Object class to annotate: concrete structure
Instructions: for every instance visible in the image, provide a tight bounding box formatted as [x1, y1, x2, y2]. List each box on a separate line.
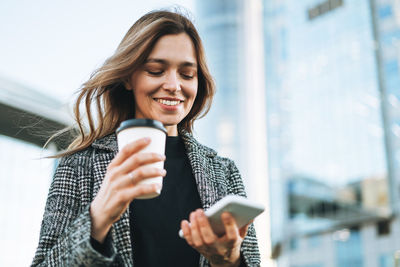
[0, 75, 73, 149]
[0, 76, 72, 266]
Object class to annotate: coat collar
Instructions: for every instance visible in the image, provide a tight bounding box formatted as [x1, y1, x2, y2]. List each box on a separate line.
[91, 127, 217, 158]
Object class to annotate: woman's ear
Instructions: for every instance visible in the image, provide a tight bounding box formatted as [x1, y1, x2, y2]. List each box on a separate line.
[124, 80, 132, 90]
[124, 72, 136, 90]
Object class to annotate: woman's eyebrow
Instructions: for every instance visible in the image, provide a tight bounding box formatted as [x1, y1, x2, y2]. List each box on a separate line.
[145, 58, 197, 68]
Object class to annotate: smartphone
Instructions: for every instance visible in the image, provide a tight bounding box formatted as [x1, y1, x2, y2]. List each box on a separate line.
[179, 195, 265, 238]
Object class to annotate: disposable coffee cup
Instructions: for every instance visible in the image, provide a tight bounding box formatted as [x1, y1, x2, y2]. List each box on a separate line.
[116, 119, 167, 199]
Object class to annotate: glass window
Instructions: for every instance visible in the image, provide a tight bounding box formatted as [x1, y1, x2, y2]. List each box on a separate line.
[335, 229, 363, 267]
[379, 5, 393, 19]
[290, 238, 299, 251]
[376, 220, 391, 236]
[384, 60, 399, 74]
[379, 253, 395, 267]
[308, 235, 321, 248]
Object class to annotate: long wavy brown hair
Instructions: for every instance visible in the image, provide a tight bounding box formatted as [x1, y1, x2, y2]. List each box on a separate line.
[49, 10, 215, 157]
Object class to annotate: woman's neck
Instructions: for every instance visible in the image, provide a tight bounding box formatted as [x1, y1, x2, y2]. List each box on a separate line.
[165, 125, 178, 136]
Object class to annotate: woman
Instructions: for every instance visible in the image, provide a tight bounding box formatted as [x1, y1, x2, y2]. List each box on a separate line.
[32, 10, 260, 267]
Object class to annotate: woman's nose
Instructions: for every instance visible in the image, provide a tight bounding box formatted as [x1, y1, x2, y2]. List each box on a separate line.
[162, 72, 181, 92]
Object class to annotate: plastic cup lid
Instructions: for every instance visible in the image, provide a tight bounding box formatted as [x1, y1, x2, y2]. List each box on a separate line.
[116, 119, 167, 134]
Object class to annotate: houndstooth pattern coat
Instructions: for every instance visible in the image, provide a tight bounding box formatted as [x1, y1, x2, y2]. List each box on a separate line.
[31, 128, 261, 266]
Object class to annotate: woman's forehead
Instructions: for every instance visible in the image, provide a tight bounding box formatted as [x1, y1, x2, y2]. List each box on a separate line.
[147, 33, 197, 65]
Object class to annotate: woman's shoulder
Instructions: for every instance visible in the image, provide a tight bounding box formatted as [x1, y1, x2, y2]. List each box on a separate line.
[180, 130, 236, 166]
[57, 146, 94, 168]
[59, 133, 117, 166]
[179, 129, 217, 156]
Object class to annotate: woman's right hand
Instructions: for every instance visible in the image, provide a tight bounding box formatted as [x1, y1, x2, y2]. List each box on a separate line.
[90, 137, 166, 243]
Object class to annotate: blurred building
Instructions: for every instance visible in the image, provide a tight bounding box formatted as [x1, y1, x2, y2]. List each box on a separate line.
[0, 76, 71, 266]
[373, 0, 400, 214]
[194, 0, 245, 164]
[263, 0, 400, 266]
[195, 0, 400, 266]
[195, 0, 272, 264]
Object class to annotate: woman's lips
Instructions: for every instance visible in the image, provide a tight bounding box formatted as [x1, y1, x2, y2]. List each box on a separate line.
[154, 98, 183, 111]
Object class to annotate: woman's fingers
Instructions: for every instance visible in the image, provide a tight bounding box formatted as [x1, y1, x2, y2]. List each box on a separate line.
[181, 220, 193, 245]
[181, 210, 245, 265]
[119, 166, 166, 188]
[189, 210, 205, 247]
[239, 221, 251, 238]
[221, 212, 240, 243]
[123, 183, 161, 201]
[196, 210, 217, 245]
[119, 152, 165, 174]
[108, 137, 150, 168]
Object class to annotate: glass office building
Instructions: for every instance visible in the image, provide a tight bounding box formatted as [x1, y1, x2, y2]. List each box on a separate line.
[194, 0, 245, 166]
[195, 1, 272, 262]
[373, 0, 400, 213]
[264, 0, 400, 266]
[196, 0, 399, 266]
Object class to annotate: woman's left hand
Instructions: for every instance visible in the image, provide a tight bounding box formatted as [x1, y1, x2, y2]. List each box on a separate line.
[180, 209, 250, 267]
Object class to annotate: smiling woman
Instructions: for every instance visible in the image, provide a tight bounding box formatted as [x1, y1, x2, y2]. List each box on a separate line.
[32, 9, 260, 267]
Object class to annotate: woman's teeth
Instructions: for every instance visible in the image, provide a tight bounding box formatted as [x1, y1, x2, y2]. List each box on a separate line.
[156, 99, 180, 106]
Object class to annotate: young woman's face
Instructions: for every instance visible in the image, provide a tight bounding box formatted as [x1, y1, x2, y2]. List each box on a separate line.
[126, 33, 198, 135]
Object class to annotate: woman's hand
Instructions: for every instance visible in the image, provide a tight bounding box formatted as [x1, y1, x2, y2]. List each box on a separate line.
[180, 209, 250, 267]
[90, 137, 166, 243]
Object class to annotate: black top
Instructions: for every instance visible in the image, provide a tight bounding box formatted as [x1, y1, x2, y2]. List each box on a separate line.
[129, 136, 202, 267]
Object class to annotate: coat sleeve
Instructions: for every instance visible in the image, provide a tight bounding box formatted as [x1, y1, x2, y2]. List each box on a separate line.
[226, 159, 261, 267]
[31, 154, 116, 267]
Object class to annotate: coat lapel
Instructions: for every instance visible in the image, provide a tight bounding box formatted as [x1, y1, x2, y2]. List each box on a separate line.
[180, 129, 224, 267]
[179, 129, 219, 210]
[92, 134, 133, 266]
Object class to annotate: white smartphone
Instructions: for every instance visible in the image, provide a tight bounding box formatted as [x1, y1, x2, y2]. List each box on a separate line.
[179, 195, 265, 238]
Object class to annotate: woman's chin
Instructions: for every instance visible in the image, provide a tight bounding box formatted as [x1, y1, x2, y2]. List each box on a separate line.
[154, 116, 183, 127]
[160, 121, 180, 127]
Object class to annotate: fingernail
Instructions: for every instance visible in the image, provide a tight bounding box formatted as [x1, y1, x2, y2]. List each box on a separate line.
[222, 212, 231, 221]
[143, 137, 151, 143]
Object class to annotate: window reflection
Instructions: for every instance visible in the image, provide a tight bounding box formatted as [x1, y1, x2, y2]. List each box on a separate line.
[264, 0, 400, 266]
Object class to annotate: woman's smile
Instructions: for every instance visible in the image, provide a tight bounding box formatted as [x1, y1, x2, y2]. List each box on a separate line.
[125, 33, 198, 135]
[154, 97, 184, 107]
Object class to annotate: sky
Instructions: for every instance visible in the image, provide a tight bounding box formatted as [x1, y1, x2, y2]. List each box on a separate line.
[0, 0, 194, 104]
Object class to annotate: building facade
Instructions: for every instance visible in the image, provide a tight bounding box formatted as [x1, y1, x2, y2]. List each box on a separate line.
[195, 0, 272, 263]
[263, 0, 400, 266]
[195, 0, 399, 266]
[194, 0, 245, 165]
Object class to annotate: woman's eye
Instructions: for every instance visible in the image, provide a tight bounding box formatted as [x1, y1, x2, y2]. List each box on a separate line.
[181, 72, 196, 79]
[181, 74, 193, 79]
[147, 70, 163, 76]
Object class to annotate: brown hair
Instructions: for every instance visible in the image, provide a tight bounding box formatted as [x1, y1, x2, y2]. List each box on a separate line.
[49, 9, 215, 157]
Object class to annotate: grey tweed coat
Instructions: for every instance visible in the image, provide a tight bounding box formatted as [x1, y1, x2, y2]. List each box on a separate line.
[31, 129, 261, 266]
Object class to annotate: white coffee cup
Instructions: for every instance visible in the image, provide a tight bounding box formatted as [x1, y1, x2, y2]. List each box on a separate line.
[116, 119, 167, 199]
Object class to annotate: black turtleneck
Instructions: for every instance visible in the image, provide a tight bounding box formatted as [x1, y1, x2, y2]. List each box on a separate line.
[129, 136, 202, 267]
